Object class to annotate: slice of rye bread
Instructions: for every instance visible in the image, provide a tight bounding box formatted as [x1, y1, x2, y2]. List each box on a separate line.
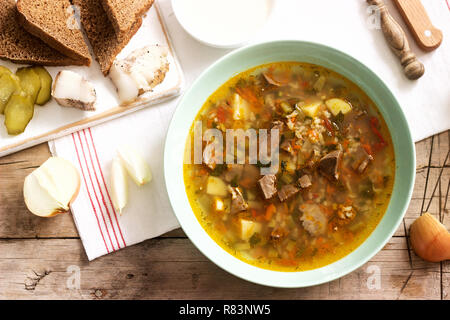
[72, 0, 142, 75]
[101, 0, 154, 35]
[0, 0, 79, 66]
[16, 0, 91, 66]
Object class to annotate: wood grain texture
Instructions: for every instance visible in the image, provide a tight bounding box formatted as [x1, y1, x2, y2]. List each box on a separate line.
[0, 237, 441, 300]
[366, 0, 424, 80]
[0, 144, 78, 238]
[393, 0, 443, 51]
[0, 131, 448, 299]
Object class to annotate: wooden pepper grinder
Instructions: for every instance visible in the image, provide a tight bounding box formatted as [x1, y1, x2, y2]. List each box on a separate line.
[367, 0, 424, 80]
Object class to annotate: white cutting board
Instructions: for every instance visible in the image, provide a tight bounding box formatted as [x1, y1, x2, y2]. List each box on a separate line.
[0, 3, 184, 157]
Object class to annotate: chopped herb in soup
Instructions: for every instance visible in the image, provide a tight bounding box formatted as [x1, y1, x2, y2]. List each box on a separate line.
[184, 62, 395, 271]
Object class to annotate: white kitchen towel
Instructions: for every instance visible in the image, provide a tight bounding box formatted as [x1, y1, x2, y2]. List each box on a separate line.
[50, 0, 450, 260]
[48, 118, 180, 259]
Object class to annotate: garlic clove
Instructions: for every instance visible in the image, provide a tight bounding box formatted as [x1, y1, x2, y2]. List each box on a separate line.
[111, 155, 128, 214]
[410, 212, 450, 262]
[117, 145, 152, 186]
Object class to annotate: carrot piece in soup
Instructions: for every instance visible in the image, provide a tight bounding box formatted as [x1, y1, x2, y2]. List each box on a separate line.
[265, 204, 276, 221]
[370, 117, 387, 151]
[216, 106, 228, 123]
[235, 87, 261, 110]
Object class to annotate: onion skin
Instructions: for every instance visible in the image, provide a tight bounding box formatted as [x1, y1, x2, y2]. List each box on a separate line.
[410, 213, 450, 262]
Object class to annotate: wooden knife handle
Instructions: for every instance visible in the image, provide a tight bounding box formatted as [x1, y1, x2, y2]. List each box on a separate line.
[393, 0, 443, 51]
[367, 0, 424, 80]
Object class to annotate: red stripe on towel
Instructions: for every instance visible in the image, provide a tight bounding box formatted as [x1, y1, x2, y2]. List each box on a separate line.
[76, 131, 116, 252]
[87, 128, 127, 247]
[82, 129, 122, 249]
[72, 133, 110, 253]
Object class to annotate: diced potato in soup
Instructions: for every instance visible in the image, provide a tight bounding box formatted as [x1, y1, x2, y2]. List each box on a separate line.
[240, 219, 262, 240]
[300, 101, 321, 118]
[325, 98, 352, 116]
[206, 176, 228, 197]
[184, 62, 395, 271]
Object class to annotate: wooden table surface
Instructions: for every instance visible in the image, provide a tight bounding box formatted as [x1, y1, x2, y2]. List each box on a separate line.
[0, 131, 448, 300]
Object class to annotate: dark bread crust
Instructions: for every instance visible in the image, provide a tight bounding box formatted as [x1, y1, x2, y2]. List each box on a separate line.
[101, 0, 154, 35]
[73, 0, 142, 75]
[0, 0, 79, 66]
[16, 0, 91, 66]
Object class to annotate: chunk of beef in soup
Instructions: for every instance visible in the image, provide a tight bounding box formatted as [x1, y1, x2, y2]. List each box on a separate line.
[351, 147, 374, 174]
[278, 184, 299, 202]
[318, 150, 342, 181]
[228, 186, 248, 214]
[297, 175, 312, 188]
[258, 174, 277, 199]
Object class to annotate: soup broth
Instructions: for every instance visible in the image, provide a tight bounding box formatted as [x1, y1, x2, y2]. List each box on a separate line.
[184, 62, 395, 271]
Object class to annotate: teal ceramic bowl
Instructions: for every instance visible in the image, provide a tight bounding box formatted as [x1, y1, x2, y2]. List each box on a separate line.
[164, 40, 415, 287]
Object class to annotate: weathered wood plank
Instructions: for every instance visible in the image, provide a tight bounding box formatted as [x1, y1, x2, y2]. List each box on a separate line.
[0, 144, 78, 238]
[0, 130, 447, 299]
[393, 195, 447, 237]
[436, 132, 449, 300]
[443, 260, 449, 300]
[0, 237, 440, 300]
[413, 167, 450, 200]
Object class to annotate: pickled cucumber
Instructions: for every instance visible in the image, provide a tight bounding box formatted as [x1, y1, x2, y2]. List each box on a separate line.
[0, 73, 21, 114]
[16, 67, 41, 104]
[4, 93, 34, 135]
[0, 65, 12, 76]
[32, 66, 52, 105]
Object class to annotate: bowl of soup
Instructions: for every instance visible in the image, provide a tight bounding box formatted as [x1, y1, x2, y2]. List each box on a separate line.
[164, 40, 415, 287]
